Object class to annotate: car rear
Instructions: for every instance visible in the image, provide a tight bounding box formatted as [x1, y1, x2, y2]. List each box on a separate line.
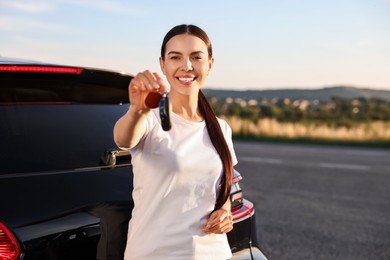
[0, 59, 133, 260]
[0, 58, 265, 259]
[229, 170, 267, 259]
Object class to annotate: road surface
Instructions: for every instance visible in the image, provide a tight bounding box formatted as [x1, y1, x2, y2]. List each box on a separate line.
[233, 141, 390, 260]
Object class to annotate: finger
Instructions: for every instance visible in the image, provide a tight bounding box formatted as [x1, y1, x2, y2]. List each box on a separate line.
[137, 73, 155, 91]
[210, 223, 232, 234]
[143, 70, 160, 90]
[153, 72, 168, 92]
[203, 213, 233, 233]
[130, 75, 147, 92]
[212, 217, 233, 233]
[220, 223, 233, 233]
[203, 220, 233, 234]
[210, 215, 231, 230]
[205, 211, 229, 228]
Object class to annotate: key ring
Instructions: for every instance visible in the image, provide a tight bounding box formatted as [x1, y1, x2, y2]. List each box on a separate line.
[145, 91, 171, 131]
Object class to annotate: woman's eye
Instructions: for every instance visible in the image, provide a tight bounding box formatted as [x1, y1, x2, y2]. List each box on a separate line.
[192, 56, 202, 60]
[170, 56, 180, 60]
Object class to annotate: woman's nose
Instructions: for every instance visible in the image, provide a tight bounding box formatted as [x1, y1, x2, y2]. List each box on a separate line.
[182, 58, 193, 71]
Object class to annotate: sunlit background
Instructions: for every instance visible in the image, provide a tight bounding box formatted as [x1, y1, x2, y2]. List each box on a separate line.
[1, 0, 389, 90]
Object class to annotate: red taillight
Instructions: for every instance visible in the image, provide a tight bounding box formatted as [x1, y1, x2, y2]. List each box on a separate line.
[0, 102, 72, 105]
[231, 170, 244, 211]
[230, 170, 255, 222]
[0, 65, 83, 74]
[231, 199, 255, 221]
[0, 222, 22, 260]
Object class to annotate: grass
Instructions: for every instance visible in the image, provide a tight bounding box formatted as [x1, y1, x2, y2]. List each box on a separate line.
[222, 116, 390, 148]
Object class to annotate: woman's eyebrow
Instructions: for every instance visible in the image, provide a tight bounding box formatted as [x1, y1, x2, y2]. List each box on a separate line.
[167, 51, 205, 56]
[167, 51, 182, 55]
[190, 51, 205, 55]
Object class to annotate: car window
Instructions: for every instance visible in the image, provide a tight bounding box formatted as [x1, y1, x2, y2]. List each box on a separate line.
[0, 73, 130, 175]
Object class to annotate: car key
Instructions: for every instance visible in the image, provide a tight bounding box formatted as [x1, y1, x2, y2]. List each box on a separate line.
[159, 92, 171, 131]
[145, 91, 162, 109]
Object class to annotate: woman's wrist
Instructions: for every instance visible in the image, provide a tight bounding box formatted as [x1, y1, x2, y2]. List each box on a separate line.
[127, 106, 150, 117]
[221, 199, 231, 212]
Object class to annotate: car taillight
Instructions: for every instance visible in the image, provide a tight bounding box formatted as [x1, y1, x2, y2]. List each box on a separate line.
[0, 102, 72, 105]
[0, 65, 83, 74]
[230, 170, 255, 221]
[231, 181, 243, 210]
[231, 170, 244, 211]
[0, 222, 22, 260]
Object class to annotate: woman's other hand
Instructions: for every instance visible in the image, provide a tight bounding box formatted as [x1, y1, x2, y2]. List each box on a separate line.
[202, 209, 233, 234]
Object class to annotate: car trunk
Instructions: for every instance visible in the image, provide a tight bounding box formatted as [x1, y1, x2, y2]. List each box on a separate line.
[0, 68, 134, 260]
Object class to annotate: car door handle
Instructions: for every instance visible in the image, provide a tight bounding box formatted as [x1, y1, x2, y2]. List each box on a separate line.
[101, 149, 131, 166]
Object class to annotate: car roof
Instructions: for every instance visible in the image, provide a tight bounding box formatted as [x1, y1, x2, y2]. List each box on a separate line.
[0, 56, 133, 76]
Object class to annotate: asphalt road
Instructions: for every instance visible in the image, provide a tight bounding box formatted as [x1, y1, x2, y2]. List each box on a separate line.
[233, 141, 390, 260]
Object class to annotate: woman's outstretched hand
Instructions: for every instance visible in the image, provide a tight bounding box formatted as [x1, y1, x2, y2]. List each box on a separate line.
[202, 208, 233, 234]
[128, 70, 167, 111]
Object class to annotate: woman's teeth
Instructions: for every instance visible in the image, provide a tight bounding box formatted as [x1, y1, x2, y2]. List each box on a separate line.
[178, 77, 195, 82]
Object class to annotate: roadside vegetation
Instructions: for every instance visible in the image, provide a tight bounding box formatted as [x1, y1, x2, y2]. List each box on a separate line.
[208, 96, 390, 147]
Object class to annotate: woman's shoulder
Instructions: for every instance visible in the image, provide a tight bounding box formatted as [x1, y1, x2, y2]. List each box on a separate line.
[216, 117, 232, 134]
[216, 116, 227, 125]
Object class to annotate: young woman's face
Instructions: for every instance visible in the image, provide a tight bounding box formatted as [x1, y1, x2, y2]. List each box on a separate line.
[160, 34, 214, 96]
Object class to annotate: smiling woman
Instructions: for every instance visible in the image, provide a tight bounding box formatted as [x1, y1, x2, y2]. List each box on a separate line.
[113, 24, 250, 260]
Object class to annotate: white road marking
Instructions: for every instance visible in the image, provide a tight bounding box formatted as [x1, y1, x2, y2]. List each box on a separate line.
[319, 163, 370, 171]
[238, 156, 371, 171]
[239, 156, 282, 164]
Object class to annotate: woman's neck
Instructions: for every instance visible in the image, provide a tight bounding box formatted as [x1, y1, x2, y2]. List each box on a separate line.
[170, 91, 203, 122]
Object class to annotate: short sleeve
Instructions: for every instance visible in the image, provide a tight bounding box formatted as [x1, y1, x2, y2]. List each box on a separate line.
[130, 108, 157, 153]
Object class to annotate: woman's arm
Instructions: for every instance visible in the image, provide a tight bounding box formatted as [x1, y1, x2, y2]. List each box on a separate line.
[113, 107, 149, 149]
[113, 70, 167, 149]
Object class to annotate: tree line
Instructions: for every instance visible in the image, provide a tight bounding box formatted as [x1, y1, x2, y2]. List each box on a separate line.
[209, 96, 390, 128]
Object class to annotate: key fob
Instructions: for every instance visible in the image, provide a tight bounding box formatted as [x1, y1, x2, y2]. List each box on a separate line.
[159, 92, 171, 131]
[145, 91, 162, 109]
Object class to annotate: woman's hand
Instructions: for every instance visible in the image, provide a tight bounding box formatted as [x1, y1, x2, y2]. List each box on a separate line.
[113, 70, 167, 149]
[202, 208, 233, 234]
[128, 70, 167, 112]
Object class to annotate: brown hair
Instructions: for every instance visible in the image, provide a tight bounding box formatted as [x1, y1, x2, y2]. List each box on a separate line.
[161, 24, 233, 210]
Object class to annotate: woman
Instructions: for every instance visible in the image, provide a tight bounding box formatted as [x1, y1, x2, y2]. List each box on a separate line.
[114, 24, 237, 260]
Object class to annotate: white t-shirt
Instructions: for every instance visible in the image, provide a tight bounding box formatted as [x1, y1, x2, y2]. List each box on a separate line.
[124, 108, 238, 260]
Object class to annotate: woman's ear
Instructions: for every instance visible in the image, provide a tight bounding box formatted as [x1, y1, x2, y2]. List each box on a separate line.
[159, 57, 166, 75]
[208, 57, 214, 75]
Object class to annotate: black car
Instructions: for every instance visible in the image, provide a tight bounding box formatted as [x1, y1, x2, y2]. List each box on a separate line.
[0, 57, 266, 260]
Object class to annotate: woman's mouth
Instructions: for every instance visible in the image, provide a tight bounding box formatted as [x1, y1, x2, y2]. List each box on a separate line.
[177, 76, 196, 84]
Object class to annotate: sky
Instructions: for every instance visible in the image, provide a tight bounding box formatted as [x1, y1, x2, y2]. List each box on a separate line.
[1, 0, 389, 90]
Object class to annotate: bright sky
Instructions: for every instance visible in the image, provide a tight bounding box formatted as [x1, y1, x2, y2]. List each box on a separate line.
[1, 0, 389, 90]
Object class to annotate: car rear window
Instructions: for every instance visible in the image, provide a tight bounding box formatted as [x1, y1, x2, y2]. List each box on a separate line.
[0, 70, 131, 175]
[0, 70, 129, 104]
